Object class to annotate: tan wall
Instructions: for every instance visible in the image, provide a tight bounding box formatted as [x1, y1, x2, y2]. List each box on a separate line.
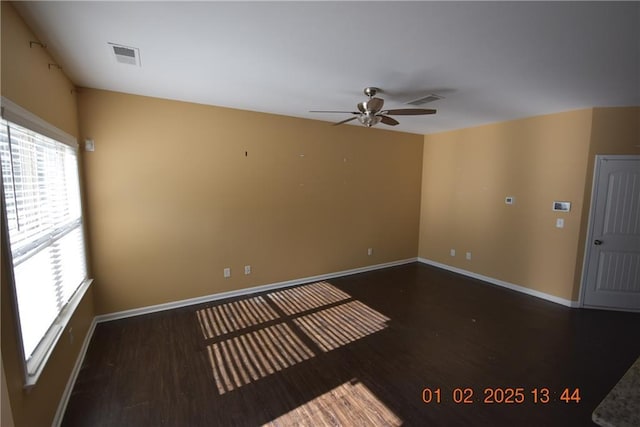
[78, 89, 423, 314]
[572, 106, 640, 299]
[1, 3, 96, 426]
[419, 109, 594, 301]
[0, 2, 77, 137]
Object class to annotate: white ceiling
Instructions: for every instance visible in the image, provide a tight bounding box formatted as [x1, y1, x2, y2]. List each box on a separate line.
[14, 1, 640, 135]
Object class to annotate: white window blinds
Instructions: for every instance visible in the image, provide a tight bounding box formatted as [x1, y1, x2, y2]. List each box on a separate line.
[0, 117, 88, 377]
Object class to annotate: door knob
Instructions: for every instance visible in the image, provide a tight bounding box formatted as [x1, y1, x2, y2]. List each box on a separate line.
[594, 240, 603, 245]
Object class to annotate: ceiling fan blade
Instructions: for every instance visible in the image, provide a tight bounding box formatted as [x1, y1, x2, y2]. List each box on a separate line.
[332, 116, 358, 126]
[365, 97, 384, 113]
[379, 115, 399, 126]
[383, 108, 436, 116]
[310, 110, 359, 114]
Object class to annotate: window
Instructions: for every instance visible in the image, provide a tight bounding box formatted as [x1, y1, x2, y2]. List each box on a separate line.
[0, 98, 90, 386]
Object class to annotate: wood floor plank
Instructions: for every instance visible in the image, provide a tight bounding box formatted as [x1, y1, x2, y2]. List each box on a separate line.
[62, 263, 640, 426]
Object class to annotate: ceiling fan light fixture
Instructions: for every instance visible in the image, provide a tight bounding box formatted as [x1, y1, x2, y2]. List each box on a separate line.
[357, 114, 382, 127]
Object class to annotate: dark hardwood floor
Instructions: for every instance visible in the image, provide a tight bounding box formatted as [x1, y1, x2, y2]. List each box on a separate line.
[63, 263, 640, 426]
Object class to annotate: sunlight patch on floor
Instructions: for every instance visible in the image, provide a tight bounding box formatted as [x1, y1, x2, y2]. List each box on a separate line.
[263, 379, 402, 427]
[196, 296, 278, 339]
[199, 281, 390, 395]
[293, 300, 389, 352]
[269, 281, 351, 315]
[206, 323, 314, 394]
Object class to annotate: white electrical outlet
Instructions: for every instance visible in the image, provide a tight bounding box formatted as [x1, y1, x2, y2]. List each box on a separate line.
[466, 252, 472, 260]
[450, 249, 456, 257]
[244, 265, 251, 275]
[223, 268, 231, 278]
[367, 248, 373, 256]
[556, 218, 565, 228]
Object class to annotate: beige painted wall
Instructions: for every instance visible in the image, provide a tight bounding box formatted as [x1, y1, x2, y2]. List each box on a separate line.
[78, 89, 424, 314]
[0, 3, 77, 136]
[418, 109, 595, 301]
[1, 3, 96, 426]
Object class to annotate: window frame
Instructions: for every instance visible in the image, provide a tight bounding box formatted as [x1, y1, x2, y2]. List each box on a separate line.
[0, 97, 92, 388]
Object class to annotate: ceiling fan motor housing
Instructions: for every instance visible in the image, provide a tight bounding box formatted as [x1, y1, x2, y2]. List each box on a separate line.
[364, 87, 379, 98]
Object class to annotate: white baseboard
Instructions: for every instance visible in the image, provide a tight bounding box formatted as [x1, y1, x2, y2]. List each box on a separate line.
[52, 317, 97, 427]
[95, 258, 418, 323]
[417, 257, 579, 308]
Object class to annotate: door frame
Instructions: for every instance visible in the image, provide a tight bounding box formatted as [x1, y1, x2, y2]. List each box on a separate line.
[579, 154, 640, 310]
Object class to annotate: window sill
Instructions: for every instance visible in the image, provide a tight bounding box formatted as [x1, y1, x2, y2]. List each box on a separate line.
[24, 278, 93, 389]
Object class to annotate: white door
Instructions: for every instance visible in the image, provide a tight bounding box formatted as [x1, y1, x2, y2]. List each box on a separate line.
[582, 155, 640, 311]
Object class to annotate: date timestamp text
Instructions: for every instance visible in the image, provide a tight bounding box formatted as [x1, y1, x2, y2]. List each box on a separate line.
[422, 387, 581, 405]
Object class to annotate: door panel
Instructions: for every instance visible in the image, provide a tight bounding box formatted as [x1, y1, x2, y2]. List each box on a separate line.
[602, 169, 639, 236]
[583, 156, 640, 311]
[595, 252, 640, 292]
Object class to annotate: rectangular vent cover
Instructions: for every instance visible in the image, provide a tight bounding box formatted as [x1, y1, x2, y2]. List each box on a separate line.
[406, 94, 443, 106]
[109, 43, 141, 66]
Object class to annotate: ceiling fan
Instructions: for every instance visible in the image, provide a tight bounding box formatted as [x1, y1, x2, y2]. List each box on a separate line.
[310, 87, 436, 128]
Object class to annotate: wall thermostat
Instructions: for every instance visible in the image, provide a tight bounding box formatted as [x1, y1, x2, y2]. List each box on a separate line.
[553, 201, 571, 212]
[505, 196, 515, 205]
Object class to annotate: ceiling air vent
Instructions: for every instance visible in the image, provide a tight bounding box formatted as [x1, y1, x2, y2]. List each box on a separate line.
[406, 93, 443, 106]
[109, 43, 141, 66]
